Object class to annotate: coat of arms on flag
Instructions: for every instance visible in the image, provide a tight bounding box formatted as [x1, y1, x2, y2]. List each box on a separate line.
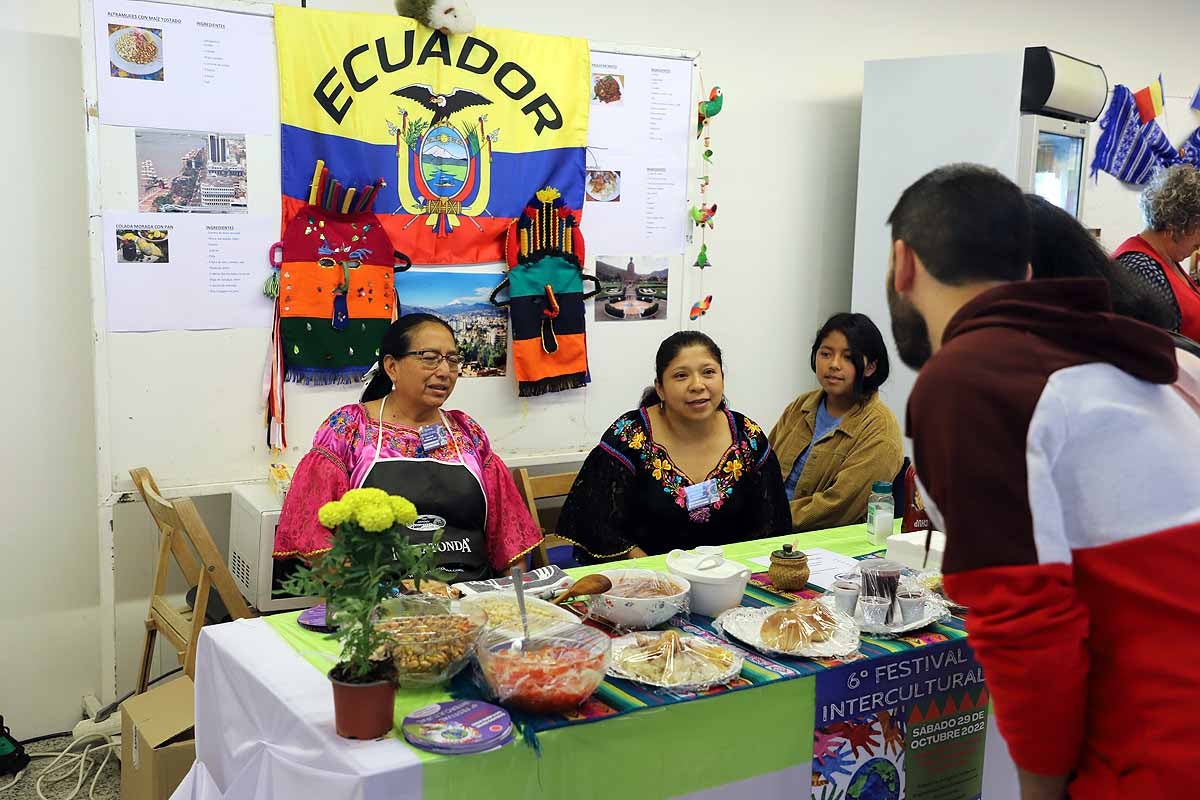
[275, 6, 590, 265]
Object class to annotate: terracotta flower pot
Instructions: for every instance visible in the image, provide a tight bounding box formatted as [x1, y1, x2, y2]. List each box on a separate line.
[328, 669, 395, 739]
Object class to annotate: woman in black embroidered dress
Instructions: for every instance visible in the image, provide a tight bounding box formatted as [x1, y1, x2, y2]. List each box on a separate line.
[558, 332, 791, 562]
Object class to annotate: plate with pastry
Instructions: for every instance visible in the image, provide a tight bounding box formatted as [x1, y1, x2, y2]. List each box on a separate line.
[608, 630, 742, 691]
[714, 599, 859, 659]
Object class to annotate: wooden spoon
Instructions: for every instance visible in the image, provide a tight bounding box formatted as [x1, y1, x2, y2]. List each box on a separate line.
[550, 574, 613, 605]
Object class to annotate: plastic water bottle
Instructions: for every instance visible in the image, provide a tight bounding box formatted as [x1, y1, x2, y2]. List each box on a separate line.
[866, 481, 894, 546]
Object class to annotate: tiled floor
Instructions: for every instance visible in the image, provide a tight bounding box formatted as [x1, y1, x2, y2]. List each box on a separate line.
[1, 734, 121, 800]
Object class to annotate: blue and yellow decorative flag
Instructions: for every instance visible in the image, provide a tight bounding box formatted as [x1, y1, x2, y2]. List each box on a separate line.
[276, 7, 589, 265]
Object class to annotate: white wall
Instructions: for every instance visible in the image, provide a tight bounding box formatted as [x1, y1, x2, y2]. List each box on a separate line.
[0, 0, 98, 738]
[8, 0, 1200, 736]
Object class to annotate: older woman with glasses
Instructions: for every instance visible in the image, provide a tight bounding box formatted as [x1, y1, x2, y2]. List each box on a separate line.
[274, 313, 542, 581]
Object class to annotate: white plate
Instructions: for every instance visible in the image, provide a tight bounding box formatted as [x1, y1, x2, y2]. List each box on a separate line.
[109, 28, 163, 76]
[713, 606, 860, 659]
[458, 592, 581, 636]
[586, 171, 620, 202]
[608, 632, 742, 692]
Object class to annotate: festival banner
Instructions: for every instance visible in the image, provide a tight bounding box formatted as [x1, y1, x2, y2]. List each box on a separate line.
[812, 639, 989, 800]
[275, 6, 589, 265]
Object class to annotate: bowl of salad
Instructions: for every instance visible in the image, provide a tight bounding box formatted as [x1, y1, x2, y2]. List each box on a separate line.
[475, 625, 610, 714]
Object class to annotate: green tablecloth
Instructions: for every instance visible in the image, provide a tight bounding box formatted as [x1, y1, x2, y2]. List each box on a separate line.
[264, 522, 942, 800]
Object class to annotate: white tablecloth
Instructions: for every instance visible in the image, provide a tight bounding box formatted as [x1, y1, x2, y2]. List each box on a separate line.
[171, 617, 1019, 800]
[172, 618, 425, 800]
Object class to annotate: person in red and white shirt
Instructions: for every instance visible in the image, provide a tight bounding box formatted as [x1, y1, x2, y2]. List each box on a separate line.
[885, 163, 1200, 800]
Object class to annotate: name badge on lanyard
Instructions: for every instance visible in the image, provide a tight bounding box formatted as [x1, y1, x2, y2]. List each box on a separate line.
[684, 479, 721, 511]
[419, 424, 451, 453]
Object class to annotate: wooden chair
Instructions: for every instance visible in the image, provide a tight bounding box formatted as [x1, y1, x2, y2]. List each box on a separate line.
[513, 468, 579, 569]
[129, 468, 256, 693]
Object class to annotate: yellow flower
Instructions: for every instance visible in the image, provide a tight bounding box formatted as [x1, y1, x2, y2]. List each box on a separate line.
[388, 496, 418, 526]
[723, 458, 744, 481]
[355, 501, 395, 532]
[652, 457, 673, 480]
[745, 420, 762, 436]
[340, 487, 388, 512]
[629, 430, 646, 450]
[317, 500, 352, 529]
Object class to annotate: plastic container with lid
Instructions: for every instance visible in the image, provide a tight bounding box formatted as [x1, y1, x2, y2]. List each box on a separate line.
[866, 480, 894, 545]
[666, 546, 751, 617]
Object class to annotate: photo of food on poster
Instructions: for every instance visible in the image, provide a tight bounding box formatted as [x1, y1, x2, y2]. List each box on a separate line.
[93, 0, 276, 133]
[103, 212, 274, 331]
[582, 52, 691, 255]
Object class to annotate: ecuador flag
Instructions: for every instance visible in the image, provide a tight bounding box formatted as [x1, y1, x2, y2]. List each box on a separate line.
[275, 7, 589, 265]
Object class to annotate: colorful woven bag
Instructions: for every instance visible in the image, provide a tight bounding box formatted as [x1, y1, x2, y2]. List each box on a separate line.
[265, 162, 411, 447]
[491, 187, 599, 396]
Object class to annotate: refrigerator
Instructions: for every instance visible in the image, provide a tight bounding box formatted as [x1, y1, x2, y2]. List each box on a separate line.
[849, 46, 1108, 423]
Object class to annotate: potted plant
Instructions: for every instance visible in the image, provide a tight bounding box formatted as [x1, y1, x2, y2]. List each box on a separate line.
[281, 487, 435, 739]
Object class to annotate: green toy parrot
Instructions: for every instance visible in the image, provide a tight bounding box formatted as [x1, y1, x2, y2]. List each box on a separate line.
[693, 243, 711, 269]
[697, 86, 723, 138]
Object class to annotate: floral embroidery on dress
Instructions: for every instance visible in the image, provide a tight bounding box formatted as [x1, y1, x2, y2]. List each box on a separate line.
[651, 457, 673, 481]
[604, 410, 762, 526]
[611, 417, 635, 438]
[723, 458, 744, 481]
[326, 409, 354, 434]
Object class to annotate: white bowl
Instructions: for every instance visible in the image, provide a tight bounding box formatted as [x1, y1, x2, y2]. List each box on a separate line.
[666, 547, 750, 617]
[587, 569, 690, 629]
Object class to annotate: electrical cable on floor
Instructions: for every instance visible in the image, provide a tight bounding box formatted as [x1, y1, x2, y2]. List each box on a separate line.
[3, 667, 184, 797]
[0, 734, 119, 800]
[93, 666, 184, 723]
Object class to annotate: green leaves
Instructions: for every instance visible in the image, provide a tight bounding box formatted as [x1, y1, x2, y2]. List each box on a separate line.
[280, 513, 443, 681]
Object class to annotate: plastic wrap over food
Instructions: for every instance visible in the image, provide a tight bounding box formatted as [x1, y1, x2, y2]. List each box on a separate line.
[455, 566, 572, 600]
[859, 559, 905, 624]
[760, 600, 841, 650]
[374, 598, 486, 687]
[609, 630, 742, 691]
[458, 591, 581, 637]
[586, 569, 691, 631]
[714, 599, 860, 659]
[474, 625, 611, 714]
[909, 569, 964, 611]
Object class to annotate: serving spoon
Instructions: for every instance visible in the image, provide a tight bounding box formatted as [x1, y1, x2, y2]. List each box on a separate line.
[550, 574, 613, 605]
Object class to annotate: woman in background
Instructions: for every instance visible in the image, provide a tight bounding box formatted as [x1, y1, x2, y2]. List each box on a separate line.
[1027, 193, 1200, 357]
[558, 331, 790, 561]
[769, 313, 904, 532]
[273, 313, 541, 581]
[1115, 164, 1200, 342]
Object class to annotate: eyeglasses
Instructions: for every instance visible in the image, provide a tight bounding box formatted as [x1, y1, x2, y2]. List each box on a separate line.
[403, 350, 464, 370]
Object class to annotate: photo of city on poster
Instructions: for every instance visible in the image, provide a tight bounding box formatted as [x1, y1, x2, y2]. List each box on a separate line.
[395, 271, 508, 377]
[135, 129, 248, 213]
[594, 255, 670, 322]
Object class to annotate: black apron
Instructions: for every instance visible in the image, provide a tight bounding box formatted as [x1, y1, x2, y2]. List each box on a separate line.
[359, 400, 490, 582]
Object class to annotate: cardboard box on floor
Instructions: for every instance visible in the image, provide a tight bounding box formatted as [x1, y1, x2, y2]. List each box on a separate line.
[120, 676, 195, 800]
